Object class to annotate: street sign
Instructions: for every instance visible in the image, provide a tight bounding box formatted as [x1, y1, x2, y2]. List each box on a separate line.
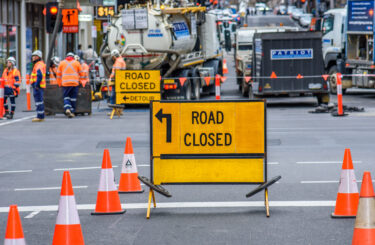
[150, 100, 266, 185]
[95, 6, 115, 19]
[62, 9, 79, 33]
[115, 70, 161, 104]
[78, 14, 93, 22]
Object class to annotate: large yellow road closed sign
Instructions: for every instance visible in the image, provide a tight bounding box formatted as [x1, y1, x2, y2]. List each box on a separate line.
[151, 100, 266, 185]
[115, 70, 161, 104]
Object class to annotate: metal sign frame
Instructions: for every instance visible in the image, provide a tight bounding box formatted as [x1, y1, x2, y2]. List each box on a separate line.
[150, 100, 268, 185]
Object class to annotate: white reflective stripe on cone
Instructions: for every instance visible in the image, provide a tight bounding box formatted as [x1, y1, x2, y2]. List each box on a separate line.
[26, 84, 30, 93]
[56, 196, 81, 225]
[98, 169, 117, 192]
[4, 238, 26, 245]
[121, 154, 138, 174]
[338, 169, 358, 194]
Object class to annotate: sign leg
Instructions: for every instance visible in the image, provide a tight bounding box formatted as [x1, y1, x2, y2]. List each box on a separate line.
[147, 189, 153, 219]
[110, 109, 115, 120]
[265, 188, 270, 217]
[151, 189, 157, 208]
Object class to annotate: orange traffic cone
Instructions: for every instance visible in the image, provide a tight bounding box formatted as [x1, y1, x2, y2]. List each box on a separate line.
[332, 149, 359, 218]
[352, 171, 375, 245]
[223, 59, 228, 74]
[118, 137, 144, 193]
[270, 71, 277, 78]
[92, 149, 125, 215]
[4, 205, 26, 245]
[52, 171, 84, 245]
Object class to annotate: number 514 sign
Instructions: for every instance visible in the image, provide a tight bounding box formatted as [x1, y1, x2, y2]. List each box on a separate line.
[95, 6, 115, 19]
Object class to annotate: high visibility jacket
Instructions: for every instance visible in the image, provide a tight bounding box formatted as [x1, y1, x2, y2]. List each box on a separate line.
[2, 68, 21, 89]
[30, 60, 46, 88]
[56, 59, 82, 87]
[109, 57, 126, 86]
[80, 63, 89, 87]
[49, 67, 58, 85]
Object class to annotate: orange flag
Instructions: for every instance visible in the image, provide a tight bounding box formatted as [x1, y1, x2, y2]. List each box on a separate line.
[179, 77, 187, 87]
[204, 77, 211, 86]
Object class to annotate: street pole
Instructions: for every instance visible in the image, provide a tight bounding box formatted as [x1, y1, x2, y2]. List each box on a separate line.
[46, 0, 65, 82]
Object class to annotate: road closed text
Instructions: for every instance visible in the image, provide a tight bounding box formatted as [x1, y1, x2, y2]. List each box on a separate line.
[184, 111, 232, 147]
[115, 70, 160, 93]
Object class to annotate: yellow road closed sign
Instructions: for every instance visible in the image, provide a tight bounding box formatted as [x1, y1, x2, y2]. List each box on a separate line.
[115, 70, 161, 104]
[151, 100, 266, 185]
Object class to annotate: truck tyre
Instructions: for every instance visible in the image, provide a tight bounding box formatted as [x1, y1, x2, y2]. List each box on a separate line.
[183, 81, 192, 100]
[316, 94, 330, 105]
[241, 79, 249, 97]
[191, 69, 201, 100]
[248, 85, 259, 100]
[328, 66, 338, 94]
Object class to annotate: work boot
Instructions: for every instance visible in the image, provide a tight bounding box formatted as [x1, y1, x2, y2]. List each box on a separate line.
[4, 111, 9, 118]
[6, 113, 13, 120]
[65, 109, 74, 118]
[32, 118, 44, 122]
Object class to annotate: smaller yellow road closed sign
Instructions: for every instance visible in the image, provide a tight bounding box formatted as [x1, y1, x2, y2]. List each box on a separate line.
[115, 70, 161, 104]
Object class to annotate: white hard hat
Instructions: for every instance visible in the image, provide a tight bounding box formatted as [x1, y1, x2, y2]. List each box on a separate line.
[66, 52, 75, 57]
[7, 57, 16, 66]
[51, 56, 60, 66]
[74, 55, 80, 61]
[32, 50, 43, 59]
[111, 49, 120, 57]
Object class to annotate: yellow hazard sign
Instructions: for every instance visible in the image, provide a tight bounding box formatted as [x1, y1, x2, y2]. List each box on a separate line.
[150, 100, 266, 185]
[115, 70, 161, 104]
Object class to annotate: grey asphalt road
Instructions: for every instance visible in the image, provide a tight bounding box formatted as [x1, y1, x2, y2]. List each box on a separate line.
[1, 22, 375, 245]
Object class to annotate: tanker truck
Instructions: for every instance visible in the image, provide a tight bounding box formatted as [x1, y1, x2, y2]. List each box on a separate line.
[101, 4, 223, 103]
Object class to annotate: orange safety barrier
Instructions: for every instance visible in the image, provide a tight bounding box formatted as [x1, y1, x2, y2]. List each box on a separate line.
[223, 59, 228, 74]
[92, 149, 125, 215]
[4, 205, 26, 245]
[352, 171, 375, 245]
[337, 73, 344, 116]
[0, 78, 4, 118]
[118, 137, 144, 193]
[25, 75, 32, 112]
[332, 149, 359, 218]
[52, 171, 84, 245]
[215, 74, 221, 100]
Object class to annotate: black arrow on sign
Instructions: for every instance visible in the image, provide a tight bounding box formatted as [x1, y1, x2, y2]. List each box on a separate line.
[155, 109, 172, 143]
[123, 95, 129, 101]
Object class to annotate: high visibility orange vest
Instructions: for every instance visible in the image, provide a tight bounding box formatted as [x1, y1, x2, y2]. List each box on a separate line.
[30, 61, 46, 88]
[2, 68, 21, 89]
[80, 63, 89, 87]
[49, 67, 58, 85]
[109, 57, 126, 86]
[57, 59, 82, 87]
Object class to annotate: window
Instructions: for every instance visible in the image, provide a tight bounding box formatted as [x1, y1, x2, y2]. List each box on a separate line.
[322, 14, 334, 34]
[238, 44, 252, 50]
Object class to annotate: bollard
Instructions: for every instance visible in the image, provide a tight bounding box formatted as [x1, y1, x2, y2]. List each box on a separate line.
[337, 73, 343, 115]
[0, 78, 4, 118]
[23, 75, 33, 112]
[215, 75, 221, 100]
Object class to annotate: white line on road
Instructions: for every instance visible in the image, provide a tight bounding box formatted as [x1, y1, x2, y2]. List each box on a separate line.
[268, 162, 279, 165]
[296, 161, 362, 164]
[54, 166, 118, 171]
[138, 164, 150, 167]
[0, 201, 336, 213]
[14, 186, 88, 191]
[301, 179, 375, 184]
[0, 170, 32, 174]
[0, 116, 34, 127]
[24, 211, 40, 219]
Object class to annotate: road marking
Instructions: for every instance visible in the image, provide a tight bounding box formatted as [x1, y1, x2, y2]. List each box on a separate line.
[24, 211, 40, 219]
[138, 164, 150, 167]
[301, 179, 375, 184]
[14, 186, 88, 191]
[0, 116, 34, 127]
[54, 166, 118, 171]
[0, 170, 32, 174]
[0, 201, 336, 213]
[268, 162, 279, 165]
[296, 161, 362, 164]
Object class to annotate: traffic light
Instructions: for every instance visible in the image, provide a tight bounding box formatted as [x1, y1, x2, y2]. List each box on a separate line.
[46, 2, 62, 33]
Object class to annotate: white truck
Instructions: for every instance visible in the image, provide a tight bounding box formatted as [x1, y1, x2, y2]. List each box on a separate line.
[101, 5, 223, 100]
[235, 26, 299, 96]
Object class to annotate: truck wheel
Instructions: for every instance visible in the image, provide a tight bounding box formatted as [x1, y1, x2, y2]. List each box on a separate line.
[328, 66, 338, 94]
[316, 94, 330, 105]
[191, 69, 201, 100]
[184, 81, 192, 100]
[248, 85, 259, 100]
[241, 79, 249, 97]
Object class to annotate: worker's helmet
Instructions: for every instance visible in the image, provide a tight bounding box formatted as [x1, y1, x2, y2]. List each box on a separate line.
[6, 57, 16, 66]
[31, 50, 43, 59]
[66, 52, 75, 58]
[51, 56, 60, 66]
[74, 55, 80, 61]
[111, 49, 120, 57]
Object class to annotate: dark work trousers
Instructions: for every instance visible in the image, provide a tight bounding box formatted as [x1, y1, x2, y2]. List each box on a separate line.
[4, 87, 16, 113]
[63, 86, 79, 113]
[110, 86, 116, 105]
[33, 86, 44, 119]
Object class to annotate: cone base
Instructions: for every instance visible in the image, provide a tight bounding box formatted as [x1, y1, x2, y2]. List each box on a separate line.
[91, 210, 126, 215]
[118, 173, 143, 192]
[352, 228, 375, 245]
[332, 192, 359, 217]
[119, 189, 144, 194]
[331, 213, 356, 218]
[331, 112, 348, 117]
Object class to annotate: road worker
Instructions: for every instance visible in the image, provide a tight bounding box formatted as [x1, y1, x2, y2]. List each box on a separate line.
[75, 55, 89, 87]
[1, 57, 21, 119]
[30, 50, 46, 122]
[57, 52, 82, 118]
[109, 49, 126, 105]
[49, 56, 60, 85]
